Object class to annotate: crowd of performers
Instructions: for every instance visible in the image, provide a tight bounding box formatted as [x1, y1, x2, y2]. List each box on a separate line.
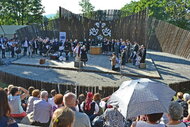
[109, 40, 146, 71]
[0, 35, 146, 70]
[0, 36, 89, 65]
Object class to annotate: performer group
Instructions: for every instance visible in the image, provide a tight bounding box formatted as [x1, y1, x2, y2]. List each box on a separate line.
[0, 35, 146, 71]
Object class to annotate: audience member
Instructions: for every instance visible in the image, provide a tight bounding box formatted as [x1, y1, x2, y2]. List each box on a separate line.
[77, 94, 85, 112]
[81, 92, 99, 121]
[4, 87, 8, 95]
[0, 88, 18, 127]
[8, 84, 14, 95]
[32, 91, 52, 126]
[181, 93, 190, 117]
[176, 92, 189, 117]
[22, 86, 35, 111]
[51, 107, 75, 127]
[176, 92, 184, 103]
[167, 102, 186, 127]
[183, 100, 190, 122]
[93, 93, 104, 115]
[48, 89, 57, 108]
[64, 92, 91, 127]
[8, 86, 29, 122]
[103, 103, 125, 127]
[131, 113, 165, 127]
[28, 86, 35, 96]
[26, 89, 40, 114]
[53, 94, 64, 112]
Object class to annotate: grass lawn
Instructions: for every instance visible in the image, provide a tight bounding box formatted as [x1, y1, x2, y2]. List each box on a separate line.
[0, 81, 8, 88]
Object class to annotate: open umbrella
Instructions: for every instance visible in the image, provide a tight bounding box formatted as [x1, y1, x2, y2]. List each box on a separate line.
[108, 78, 175, 119]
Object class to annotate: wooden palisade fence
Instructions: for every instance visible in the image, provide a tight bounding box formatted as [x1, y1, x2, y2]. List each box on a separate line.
[0, 71, 118, 97]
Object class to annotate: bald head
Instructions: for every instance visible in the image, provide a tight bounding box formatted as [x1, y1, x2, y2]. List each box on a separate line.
[63, 92, 77, 108]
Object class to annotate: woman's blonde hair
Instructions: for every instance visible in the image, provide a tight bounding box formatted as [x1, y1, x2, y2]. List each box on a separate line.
[52, 107, 75, 127]
[32, 89, 40, 97]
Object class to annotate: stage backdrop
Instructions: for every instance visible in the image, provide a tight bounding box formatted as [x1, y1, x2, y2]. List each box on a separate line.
[16, 7, 190, 59]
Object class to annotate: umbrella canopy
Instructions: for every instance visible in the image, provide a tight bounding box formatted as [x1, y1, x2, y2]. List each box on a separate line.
[108, 78, 175, 119]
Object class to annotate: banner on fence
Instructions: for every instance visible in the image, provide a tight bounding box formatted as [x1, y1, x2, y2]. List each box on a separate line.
[59, 32, 66, 42]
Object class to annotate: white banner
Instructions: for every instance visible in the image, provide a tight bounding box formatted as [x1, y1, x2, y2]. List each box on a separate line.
[59, 32, 66, 42]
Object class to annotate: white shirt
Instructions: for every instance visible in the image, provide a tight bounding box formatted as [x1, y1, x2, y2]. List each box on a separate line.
[1, 43, 6, 49]
[33, 99, 52, 123]
[0, 38, 4, 43]
[26, 96, 39, 114]
[23, 40, 29, 47]
[74, 46, 80, 54]
[7, 41, 13, 46]
[8, 95, 25, 114]
[48, 97, 56, 108]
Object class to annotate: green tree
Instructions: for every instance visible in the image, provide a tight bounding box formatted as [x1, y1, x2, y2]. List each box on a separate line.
[121, 0, 190, 30]
[0, 0, 44, 25]
[79, 0, 95, 18]
[121, 1, 139, 17]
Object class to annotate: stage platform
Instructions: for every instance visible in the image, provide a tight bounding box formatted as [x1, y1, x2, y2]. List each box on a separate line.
[0, 50, 190, 93]
[11, 53, 160, 79]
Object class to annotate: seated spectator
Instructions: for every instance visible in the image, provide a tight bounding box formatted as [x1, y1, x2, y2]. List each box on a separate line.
[0, 88, 18, 127]
[103, 103, 125, 127]
[81, 92, 99, 121]
[101, 96, 111, 111]
[175, 92, 189, 118]
[51, 107, 75, 127]
[183, 100, 190, 122]
[77, 94, 85, 112]
[26, 89, 40, 114]
[64, 92, 91, 127]
[8, 86, 29, 122]
[8, 84, 14, 95]
[32, 91, 52, 126]
[4, 87, 8, 95]
[52, 94, 64, 112]
[183, 93, 190, 102]
[131, 113, 165, 127]
[167, 102, 186, 127]
[22, 86, 35, 112]
[48, 89, 57, 108]
[28, 86, 35, 97]
[176, 92, 184, 103]
[93, 93, 104, 115]
[181, 93, 190, 117]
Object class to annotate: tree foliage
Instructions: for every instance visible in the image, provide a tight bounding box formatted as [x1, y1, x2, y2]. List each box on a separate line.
[79, 0, 95, 18]
[0, 0, 44, 25]
[121, 0, 190, 30]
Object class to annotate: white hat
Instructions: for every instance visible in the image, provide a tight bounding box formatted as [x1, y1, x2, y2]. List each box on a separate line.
[183, 93, 190, 101]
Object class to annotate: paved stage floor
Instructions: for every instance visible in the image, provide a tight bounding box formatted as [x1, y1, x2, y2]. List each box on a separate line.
[11, 53, 160, 79]
[0, 50, 190, 87]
